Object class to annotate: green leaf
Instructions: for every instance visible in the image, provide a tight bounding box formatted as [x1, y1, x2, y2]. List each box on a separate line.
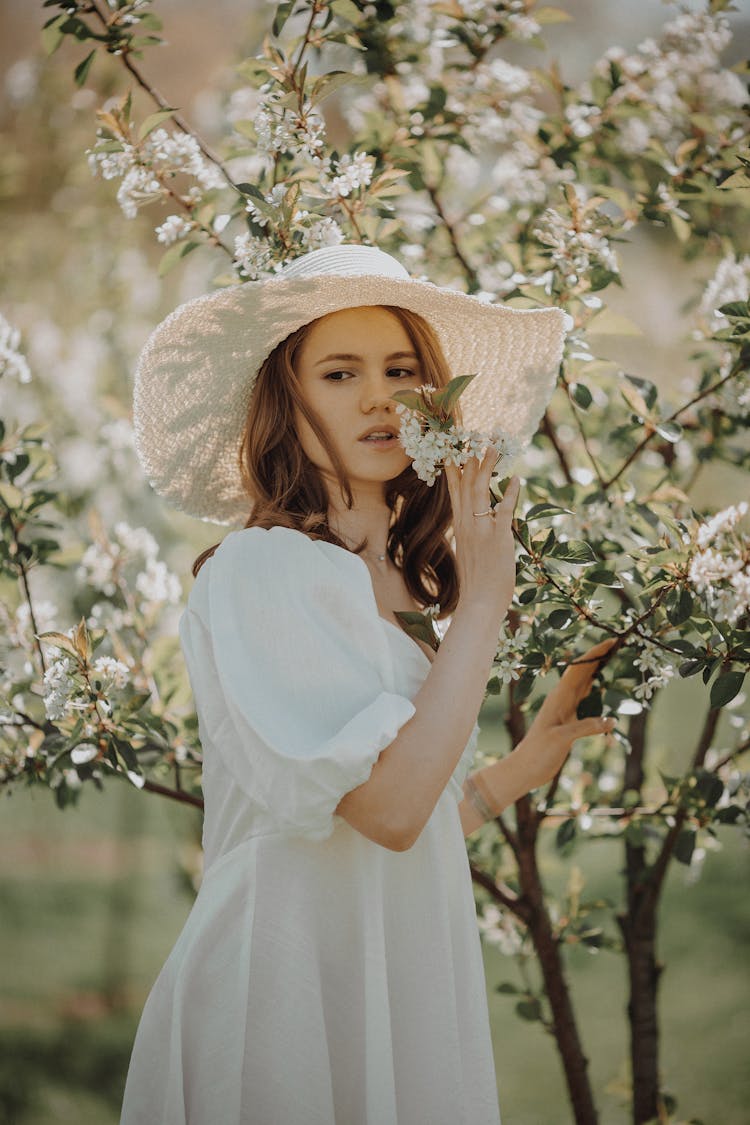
[571, 382, 592, 409]
[548, 608, 574, 629]
[678, 658, 705, 679]
[655, 420, 683, 443]
[583, 568, 623, 587]
[525, 503, 573, 519]
[310, 71, 356, 104]
[430, 373, 476, 415]
[390, 389, 429, 413]
[710, 669, 745, 709]
[74, 49, 96, 87]
[138, 109, 177, 141]
[41, 14, 66, 56]
[547, 540, 597, 564]
[330, 0, 362, 24]
[717, 300, 750, 320]
[666, 586, 693, 626]
[272, 2, 296, 37]
[515, 997, 543, 1021]
[624, 373, 658, 411]
[556, 818, 577, 850]
[673, 828, 696, 865]
[495, 981, 520, 995]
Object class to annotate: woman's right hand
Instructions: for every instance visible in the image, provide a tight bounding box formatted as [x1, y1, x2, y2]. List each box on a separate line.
[443, 449, 521, 621]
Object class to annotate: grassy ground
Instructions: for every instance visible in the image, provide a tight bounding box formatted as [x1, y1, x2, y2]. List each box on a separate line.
[0, 771, 747, 1124]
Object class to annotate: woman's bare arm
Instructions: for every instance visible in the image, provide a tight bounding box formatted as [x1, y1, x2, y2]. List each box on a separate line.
[335, 600, 526, 849]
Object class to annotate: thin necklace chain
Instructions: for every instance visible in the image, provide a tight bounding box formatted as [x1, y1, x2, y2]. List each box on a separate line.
[331, 524, 388, 563]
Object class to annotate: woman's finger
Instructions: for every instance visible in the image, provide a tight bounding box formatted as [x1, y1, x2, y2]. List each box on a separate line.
[564, 638, 617, 682]
[556, 715, 616, 743]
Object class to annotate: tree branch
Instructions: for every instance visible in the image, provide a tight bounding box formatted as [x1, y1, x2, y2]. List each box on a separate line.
[602, 357, 744, 490]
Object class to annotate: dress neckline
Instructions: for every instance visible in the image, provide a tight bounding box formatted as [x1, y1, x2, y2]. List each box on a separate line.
[310, 537, 436, 668]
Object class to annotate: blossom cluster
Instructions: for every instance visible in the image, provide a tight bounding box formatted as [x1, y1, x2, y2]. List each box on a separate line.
[0, 313, 31, 384]
[688, 502, 750, 626]
[319, 151, 375, 199]
[233, 184, 345, 279]
[87, 125, 224, 220]
[42, 650, 131, 723]
[253, 90, 326, 161]
[476, 902, 525, 956]
[77, 520, 181, 616]
[587, 7, 747, 160]
[395, 393, 522, 486]
[533, 187, 622, 290]
[493, 620, 533, 685]
[632, 636, 676, 704]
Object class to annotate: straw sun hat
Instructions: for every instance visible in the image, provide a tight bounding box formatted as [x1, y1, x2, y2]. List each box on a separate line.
[132, 244, 568, 525]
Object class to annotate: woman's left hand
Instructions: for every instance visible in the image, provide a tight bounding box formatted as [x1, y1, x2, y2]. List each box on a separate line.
[513, 638, 618, 793]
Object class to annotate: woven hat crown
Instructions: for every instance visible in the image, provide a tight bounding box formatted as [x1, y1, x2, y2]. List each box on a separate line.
[280, 245, 410, 281]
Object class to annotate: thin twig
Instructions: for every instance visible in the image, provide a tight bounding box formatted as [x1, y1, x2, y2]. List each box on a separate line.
[88, 0, 237, 190]
[142, 779, 204, 810]
[425, 183, 479, 290]
[602, 357, 743, 490]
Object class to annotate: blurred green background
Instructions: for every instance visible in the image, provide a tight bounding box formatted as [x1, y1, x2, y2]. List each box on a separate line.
[1, 1, 748, 1122]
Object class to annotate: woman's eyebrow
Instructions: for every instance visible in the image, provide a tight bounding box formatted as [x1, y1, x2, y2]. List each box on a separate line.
[314, 350, 419, 366]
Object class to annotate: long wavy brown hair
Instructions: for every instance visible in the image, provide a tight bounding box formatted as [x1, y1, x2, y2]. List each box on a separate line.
[191, 305, 462, 618]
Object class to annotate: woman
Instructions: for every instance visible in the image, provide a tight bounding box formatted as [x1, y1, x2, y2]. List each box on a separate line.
[122, 244, 615, 1124]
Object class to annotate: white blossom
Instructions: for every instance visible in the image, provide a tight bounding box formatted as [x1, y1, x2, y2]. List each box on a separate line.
[42, 657, 77, 721]
[493, 622, 531, 684]
[302, 217, 345, 250]
[688, 503, 750, 625]
[0, 314, 32, 384]
[155, 214, 194, 245]
[534, 189, 621, 287]
[87, 125, 224, 220]
[253, 93, 326, 160]
[135, 558, 182, 609]
[233, 232, 273, 280]
[696, 502, 748, 549]
[396, 396, 522, 486]
[477, 903, 525, 956]
[698, 254, 750, 335]
[71, 742, 99, 765]
[92, 656, 131, 691]
[321, 151, 375, 198]
[8, 600, 59, 649]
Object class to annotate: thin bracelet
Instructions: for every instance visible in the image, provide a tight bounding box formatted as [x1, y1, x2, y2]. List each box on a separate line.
[465, 773, 496, 822]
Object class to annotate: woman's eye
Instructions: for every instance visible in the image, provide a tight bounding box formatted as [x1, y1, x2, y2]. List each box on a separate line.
[324, 370, 352, 381]
[388, 368, 418, 379]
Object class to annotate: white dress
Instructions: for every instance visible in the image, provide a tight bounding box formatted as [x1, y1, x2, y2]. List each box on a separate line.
[120, 525, 501, 1125]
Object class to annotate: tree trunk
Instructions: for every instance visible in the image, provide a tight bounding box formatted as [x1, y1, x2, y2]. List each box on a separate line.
[516, 808, 599, 1125]
[618, 896, 662, 1124]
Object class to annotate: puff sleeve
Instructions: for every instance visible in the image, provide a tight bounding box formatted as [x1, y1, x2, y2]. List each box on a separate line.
[181, 526, 418, 842]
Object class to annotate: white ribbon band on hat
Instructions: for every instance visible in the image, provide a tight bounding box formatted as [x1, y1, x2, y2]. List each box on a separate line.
[132, 244, 568, 525]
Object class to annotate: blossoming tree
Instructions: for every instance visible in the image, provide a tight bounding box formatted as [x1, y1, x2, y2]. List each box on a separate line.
[2, 1, 749, 1122]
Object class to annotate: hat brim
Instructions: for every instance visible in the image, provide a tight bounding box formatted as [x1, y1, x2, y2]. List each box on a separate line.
[133, 273, 566, 525]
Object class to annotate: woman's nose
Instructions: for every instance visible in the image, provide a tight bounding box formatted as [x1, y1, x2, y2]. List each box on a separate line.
[360, 377, 397, 413]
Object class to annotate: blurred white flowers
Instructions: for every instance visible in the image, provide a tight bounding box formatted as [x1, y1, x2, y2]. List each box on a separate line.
[477, 902, 525, 956]
[397, 405, 521, 486]
[87, 124, 224, 220]
[155, 214, 195, 245]
[0, 314, 32, 384]
[320, 151, 375, 199]
[77, 520, 181, 612]
[688, 502, 749, 626]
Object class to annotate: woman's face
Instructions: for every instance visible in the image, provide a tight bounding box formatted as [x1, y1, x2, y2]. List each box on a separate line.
[293, 305, 423, 488]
